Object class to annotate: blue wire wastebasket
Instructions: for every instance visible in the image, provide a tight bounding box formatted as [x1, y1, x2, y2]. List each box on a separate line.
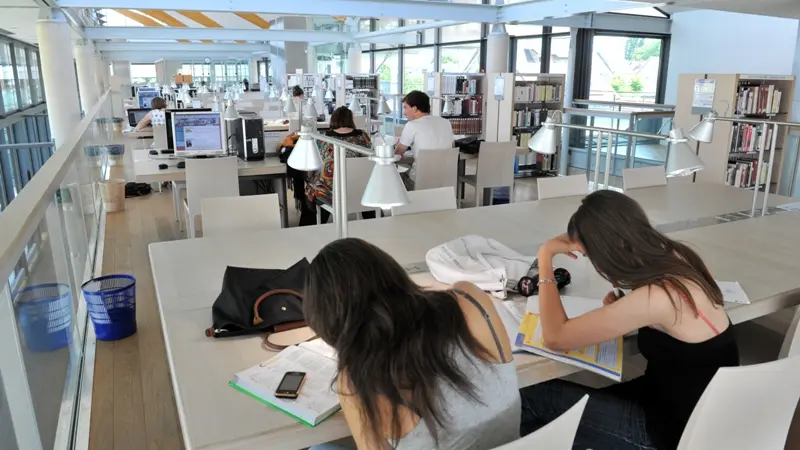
[81, 274, 137, 341]
[15, 283, 73, 352]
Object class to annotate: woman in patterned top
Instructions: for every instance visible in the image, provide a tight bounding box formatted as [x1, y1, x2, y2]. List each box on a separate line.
[299, 106, 375, 226]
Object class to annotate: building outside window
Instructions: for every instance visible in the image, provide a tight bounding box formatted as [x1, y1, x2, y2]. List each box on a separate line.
[1, 44, 18, 112]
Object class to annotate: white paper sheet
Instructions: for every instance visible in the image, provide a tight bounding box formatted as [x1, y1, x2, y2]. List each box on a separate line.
[716, 280, 751, 305]
[526, 295, 604, 318]
[776, 202, 800, 212]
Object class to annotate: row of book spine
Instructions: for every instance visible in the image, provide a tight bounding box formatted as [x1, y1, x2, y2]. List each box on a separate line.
[513, 84, 560, 103]
[735, 84, 782, 115]
[513, 108, 549, 128]
[730, 123, 773, 154]
[726, 159, 768, 189]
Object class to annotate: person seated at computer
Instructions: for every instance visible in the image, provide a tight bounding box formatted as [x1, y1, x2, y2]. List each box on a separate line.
[299, 106, 374, 226]
[394, 90, 454, 190]
[519, 190, 739, 450]
[134, 97, 167, 131]
[243, 79, 250, 92]
[305, 238, 520, 450]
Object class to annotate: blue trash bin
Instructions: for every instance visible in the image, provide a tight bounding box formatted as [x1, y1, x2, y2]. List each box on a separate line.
[81, 274, 137, 341]
[15, 283, 73, 352]
[492, 187, 510, 205]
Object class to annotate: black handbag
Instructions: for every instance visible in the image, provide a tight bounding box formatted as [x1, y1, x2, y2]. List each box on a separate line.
[205, 259, 314, 349]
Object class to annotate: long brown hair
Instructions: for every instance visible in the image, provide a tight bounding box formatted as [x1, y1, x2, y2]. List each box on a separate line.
[567, 190, 723, 314]
[329, 106, 356, 129]
[304, 238, 490, 448]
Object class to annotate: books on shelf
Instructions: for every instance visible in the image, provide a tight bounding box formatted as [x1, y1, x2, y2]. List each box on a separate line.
[726, 159, 768, 189]
[229, 340, 340, 427]
[442, 75, 478, 95]
[513, 108, 548, 128]
[513, 84, 560, 103]
[735, 83, 782, 115]
[730, 123, 772, 154]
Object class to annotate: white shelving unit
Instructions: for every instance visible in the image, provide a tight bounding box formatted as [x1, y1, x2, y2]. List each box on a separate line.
[425, 72, 485, 137]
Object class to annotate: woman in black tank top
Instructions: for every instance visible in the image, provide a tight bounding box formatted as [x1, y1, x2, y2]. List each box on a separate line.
[519, 190, 739, 450]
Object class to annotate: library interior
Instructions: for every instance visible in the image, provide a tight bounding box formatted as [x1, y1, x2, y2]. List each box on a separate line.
[3, 1, 800, 449]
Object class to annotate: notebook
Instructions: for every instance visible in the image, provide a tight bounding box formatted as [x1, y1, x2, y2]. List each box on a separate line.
[229, 339, 340, 427]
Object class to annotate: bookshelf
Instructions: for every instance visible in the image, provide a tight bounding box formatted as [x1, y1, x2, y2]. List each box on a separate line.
[425, 72, 486, 137]
[486, 73, 566, 177]
[284, 72, 325, 118]
[674, 73, 796, 193]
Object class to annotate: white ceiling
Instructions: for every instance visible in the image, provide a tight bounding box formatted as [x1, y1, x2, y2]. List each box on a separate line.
[652, 0, 800, 19]
[0, 0, 41, 45]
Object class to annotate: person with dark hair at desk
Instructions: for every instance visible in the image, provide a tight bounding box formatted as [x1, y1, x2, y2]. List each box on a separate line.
[135, 97, 167, 131]
[243, 79, 250, 92]
[299, 106, 374, 226]
[292, 85, 304, 100]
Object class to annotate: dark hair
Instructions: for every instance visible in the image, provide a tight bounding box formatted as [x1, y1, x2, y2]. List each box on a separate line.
[402, 90, 431, 114]
[567, 190, 723, 315]
[329, 106, 356, 129]
[304, 238, 490, 447]
[150, 97, 167, 110]
[292, 85, 304, 97]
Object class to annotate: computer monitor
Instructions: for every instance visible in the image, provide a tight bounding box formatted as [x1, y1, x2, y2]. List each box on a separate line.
[171, 112, 226, 157]
[137, 87, 159, 108]
[126, 108, 150, 127]
[165, 108, 212, 150]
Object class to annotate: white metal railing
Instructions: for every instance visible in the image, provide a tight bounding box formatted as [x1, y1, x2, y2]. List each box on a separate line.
[0, 90, 114, 450]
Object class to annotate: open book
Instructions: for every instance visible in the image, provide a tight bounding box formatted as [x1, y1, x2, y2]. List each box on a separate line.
[229, 339, 340, 427]
[516, 296, 623, 382]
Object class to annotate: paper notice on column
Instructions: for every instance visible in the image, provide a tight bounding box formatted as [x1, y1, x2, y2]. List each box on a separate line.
[517, 312, 623, 382]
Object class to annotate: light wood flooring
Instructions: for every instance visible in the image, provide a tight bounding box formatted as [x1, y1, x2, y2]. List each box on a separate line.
[88, 168, 800, 449]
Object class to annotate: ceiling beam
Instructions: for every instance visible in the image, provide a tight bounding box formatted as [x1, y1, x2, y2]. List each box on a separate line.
[352, 20, 463, 39]
[56, 0, 497, 22]
[497, 0, 651, 23]
[529, 12, 671, 34]
[96, 42, 271, 52]
[85, 26, 413, 44]
[101, 50, 256, 61]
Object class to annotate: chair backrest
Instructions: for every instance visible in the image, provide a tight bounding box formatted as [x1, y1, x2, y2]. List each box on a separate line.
[414, 148, 459, 191]
[677, 356, 800, 450]
[201, 194, 281, 237]
[622, 165, 668, 190]
[353, 115, 367, 130]
[492, 395, 588, 450]
[393, 125, 404, 138]
[476, 141, 517, 188]
[185, 156, 239, 214]
[537, 174, 588, 200]
[391, 187, 457, 216]
[332, 157, 378, 215]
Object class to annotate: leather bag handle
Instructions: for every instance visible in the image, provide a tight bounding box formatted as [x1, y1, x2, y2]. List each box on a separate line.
[252, 289, 303, 326]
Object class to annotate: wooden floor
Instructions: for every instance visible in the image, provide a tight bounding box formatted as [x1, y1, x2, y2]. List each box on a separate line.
[87, 167, 800, 449]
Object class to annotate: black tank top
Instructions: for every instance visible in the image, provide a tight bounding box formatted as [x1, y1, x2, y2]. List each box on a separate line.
[637, 322, 739, 449]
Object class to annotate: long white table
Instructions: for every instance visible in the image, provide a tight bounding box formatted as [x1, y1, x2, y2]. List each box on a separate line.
[148, 183, 800, 450]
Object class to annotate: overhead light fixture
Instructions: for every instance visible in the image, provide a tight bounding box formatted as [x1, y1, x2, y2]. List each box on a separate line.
[361, 143, 410, 210]
[287, 126, 322, 171]
[377, 95, 391, 115]
[665, 128, 705, 177]
[348, 96, 361, 114]
[528, 116, 559, 155]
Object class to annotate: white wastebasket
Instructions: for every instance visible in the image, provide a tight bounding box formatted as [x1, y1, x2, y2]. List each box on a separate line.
[98, 179, 126, 212]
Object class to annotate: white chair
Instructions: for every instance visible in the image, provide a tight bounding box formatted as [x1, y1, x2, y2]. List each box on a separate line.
[457, 141, 516, 207]
[353, 115, 367, 130]
[537, 174, 589, 200]
[200, 194, 281, 238]
[171, 181, 186, 230]
[319, 157, 379, 224]
[391, 187, 457, 216]
[622, 166, 668, 190]
[677, 356, 800, 450]
[183, 157, 239, 238]
[493, 395, 588, 450]
[413, 148, 459, 192]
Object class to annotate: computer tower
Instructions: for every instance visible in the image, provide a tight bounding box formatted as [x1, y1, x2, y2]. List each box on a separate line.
[230, 113, 267, 160]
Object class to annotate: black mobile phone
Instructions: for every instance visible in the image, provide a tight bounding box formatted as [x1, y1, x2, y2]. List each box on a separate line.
[275, 371, 307, 399]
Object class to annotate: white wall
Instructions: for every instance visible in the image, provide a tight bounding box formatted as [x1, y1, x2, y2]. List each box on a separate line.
[664, 10, 799, 104]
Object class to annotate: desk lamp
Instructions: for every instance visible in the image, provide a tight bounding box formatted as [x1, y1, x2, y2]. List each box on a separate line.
[287, 99, 323, 171]
[348, 96, 362, 115]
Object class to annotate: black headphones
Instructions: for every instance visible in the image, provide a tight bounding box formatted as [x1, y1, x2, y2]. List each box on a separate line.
[516, 268, 571, 297]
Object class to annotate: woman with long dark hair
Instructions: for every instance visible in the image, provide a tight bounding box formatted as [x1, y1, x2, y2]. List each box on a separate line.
[305, 238, 520, 450]
[520, 190, 739, 450]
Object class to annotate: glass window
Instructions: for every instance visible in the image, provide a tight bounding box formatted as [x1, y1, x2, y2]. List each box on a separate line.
[552, 26, 570, 34]
[439, 43, 480, 73]
[359, 19, 371, 32]
[549, 35, 572, 75]
[1, 44, 18, 112]
[30, 51, 42, 103]
[361, 52, 372, 74]
[441, 23, 482, 43]
[506, 24, 543, 37]
[403, 47, 434, 94]
[376, 19, 399, 49]
[130, 63, 156, 84]
[514, 37, 542, 73]
[589, 35, 663, 103]
[406, 19, 436, 45]
[374, 50, 400, 94]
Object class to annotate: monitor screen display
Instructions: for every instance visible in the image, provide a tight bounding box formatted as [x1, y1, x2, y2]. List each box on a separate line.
[138, 88, 159, 108]
[127, 108, 150, 127]
[165, 108, 211, 150]
[172, 113, 223, 154]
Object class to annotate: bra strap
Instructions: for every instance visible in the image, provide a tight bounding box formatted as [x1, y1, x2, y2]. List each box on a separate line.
[452, 289, 509, 363]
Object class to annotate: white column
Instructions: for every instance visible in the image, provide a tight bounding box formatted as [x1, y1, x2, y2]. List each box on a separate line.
[486, 24, 510, 74]
[559, 28, 579, 175]
[346, 43, 361, 74]
[786, 24, 800, 197]
[37, 9, 81, 146]
[74, 41, 99, 113]
[95, 55, 109, 93]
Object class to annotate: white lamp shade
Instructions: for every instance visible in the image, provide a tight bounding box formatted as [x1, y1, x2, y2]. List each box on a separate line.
[324, 89, 334, 101]
[377, 96, 392, 115]
[287, 137, 322, 171]
[442, 99, 454, 115]
[280, 90, 288, 102]
[361, 163, 410, 209]
[528, 119, 558, 154]
[666, 129, 705, 177]
[348, 97, 361, 113]
[283, 98, 296, 114]
[224, 103, 240, 121]
[303, 100, 318, 118]
[688, 117, 715, 143]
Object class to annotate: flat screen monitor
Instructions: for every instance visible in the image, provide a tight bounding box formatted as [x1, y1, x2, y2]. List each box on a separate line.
[171, 112, 225, 157]
[137, 88, 159, 108]
[165, 108, 212, 150]
[126, 108, 150, 127]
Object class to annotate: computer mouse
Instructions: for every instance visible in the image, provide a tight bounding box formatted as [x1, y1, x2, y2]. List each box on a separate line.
[177, 161, 186, 169]
[149, 149, 158, 155]
[158, 163, 168, 170]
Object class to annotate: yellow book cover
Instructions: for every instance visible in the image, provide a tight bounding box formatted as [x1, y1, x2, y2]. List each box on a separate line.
[518, 312, 623, 382]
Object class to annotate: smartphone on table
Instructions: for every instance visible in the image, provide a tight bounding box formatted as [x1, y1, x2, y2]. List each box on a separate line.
[275, 371, 307, 399]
